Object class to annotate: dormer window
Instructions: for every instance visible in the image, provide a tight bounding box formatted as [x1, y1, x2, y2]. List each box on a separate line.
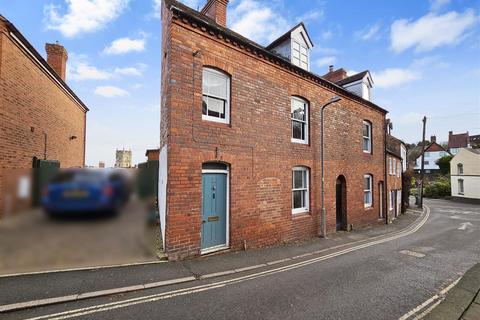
[266, 22, 314, 72]
[292, 40, 309, 70]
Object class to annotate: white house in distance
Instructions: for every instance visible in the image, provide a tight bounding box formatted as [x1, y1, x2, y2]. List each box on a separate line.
[450, 148, 480, 202]
[414, 136, 450, 174]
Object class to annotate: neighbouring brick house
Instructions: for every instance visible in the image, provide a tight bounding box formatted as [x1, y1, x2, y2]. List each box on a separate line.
[386, 135, 404, 220]
[160, 0, 388, 260]
[0, 16, 88, 217]
[448, 131, 470, 155]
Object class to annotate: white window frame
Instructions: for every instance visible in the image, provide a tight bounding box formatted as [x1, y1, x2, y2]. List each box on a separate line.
[291, 40, 309, 71]
[389, 191, 394, 210]
[458, 179, 464, 194]
[389, 158, 393, 175]
[291, 97, 309, 144]
[292, 167, 309, 214]
[363, 121, 372, 153]
[364, 174, 373, 208]
[458, 163, 463, 175]
[393, 158, 397, 176]
[202, 68, 230, 124]
[397, 161, 401, 177]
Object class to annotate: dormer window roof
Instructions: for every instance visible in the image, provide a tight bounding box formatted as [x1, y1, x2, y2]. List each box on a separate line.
[266, 22, 314, 71]
[322, 67, 374, 101]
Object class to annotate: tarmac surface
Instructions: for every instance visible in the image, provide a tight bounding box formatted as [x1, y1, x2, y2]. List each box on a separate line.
[1, 198, 479, 319]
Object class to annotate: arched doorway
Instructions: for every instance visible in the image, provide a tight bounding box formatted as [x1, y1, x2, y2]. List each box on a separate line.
[336, 175, 347, 231]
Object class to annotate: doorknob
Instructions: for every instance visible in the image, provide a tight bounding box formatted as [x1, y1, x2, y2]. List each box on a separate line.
[202, 220, 206, 224]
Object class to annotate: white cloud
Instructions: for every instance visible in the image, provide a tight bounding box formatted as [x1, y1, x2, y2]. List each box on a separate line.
[355, 23, 381, 41]
[429, 0, 450, 12]
[297, 10, 324, 23]
[44, 0, 129, 37]
[67, 54, 112, 81]
[315, 56, 337, 68]
[372, 68, 421, 89]
[321, 30, 333, 40]
[228, 0, 289, 44]
[103, 37, 146, 55]
[152, 0, 161, 18]
[94, 85, 129, 97]
[114, 67, 142, 76]
[390, 10, 478, 53]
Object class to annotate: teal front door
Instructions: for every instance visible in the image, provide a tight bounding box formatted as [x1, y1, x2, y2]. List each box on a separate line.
[201, 173, 227, 250]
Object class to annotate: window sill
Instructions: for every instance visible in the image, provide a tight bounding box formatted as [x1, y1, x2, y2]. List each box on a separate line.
[364, 205, 373, 210]
[291, 139, 309, 145]
[292, 211, 311, 219]
[202, 115, 230, 124]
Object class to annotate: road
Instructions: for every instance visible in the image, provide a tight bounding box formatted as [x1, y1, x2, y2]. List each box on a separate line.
[5, 199, 480, 320]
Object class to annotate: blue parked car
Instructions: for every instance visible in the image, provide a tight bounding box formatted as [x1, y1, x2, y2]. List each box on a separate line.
[42, 169, 130, 217]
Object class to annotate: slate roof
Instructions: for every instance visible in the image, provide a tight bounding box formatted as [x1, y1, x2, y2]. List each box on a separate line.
[336, 70, 370, 86]
[265, 22, 314, 50]
[448, 132, 469, 149]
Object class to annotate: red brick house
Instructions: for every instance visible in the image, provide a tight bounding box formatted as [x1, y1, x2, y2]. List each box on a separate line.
[386, 135, 404, 221]
[159, 0, 388, 260]
[448, 131, 470, 155]
[0, 16, 88, 217]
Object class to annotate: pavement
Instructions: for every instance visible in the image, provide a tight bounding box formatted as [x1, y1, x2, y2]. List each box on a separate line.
[1, 198, 479, 319]
[424, 263, 480, 320]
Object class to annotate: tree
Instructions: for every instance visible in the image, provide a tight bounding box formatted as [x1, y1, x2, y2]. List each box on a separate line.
[436, 155, 453, 175]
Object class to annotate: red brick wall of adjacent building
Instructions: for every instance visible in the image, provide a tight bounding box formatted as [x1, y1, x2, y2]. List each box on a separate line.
[161, 3, 386, 260]
[0, 23, 87, 217]
[386, 154, 402, 220]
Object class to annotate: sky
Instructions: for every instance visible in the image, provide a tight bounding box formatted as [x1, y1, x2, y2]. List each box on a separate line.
[0, 0, 479, 166]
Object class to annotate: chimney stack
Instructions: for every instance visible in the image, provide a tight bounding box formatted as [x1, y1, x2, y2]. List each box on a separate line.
[449, 131, 453, 136]
[322, 66, 348, 83]
[201, 0, 229, 27]
[45, 42, 68, 81]
[431, 135, 436, 143]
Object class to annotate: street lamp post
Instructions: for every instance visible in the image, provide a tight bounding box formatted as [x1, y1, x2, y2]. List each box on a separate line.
[320, 96, 342, 238]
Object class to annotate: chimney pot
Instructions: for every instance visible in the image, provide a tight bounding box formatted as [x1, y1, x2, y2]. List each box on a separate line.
[431, 135, 436, 143]
[329, 65, 334, 72]
[201, 0, 229, 27]
[45, 43, 68, 81]
[449, 131, 453, 136]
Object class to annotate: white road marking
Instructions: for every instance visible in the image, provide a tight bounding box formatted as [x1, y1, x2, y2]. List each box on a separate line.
[21, 206, 431, 320]
[399, 250, 426, 258]
[457, 222, 473, 230]
[398, 276, 461, 320]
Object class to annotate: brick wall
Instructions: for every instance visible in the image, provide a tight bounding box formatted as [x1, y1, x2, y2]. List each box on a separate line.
[0, 24, 86, 217]
[162, 6, 386, 260]
[387, 154, 402, 219]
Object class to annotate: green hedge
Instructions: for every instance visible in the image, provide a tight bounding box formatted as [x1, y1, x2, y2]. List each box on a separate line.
[424, 176, 451, 198]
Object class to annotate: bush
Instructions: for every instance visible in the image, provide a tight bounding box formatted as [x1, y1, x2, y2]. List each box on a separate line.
[436, 156, 453, 175]
[423, 176, 451, 198]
